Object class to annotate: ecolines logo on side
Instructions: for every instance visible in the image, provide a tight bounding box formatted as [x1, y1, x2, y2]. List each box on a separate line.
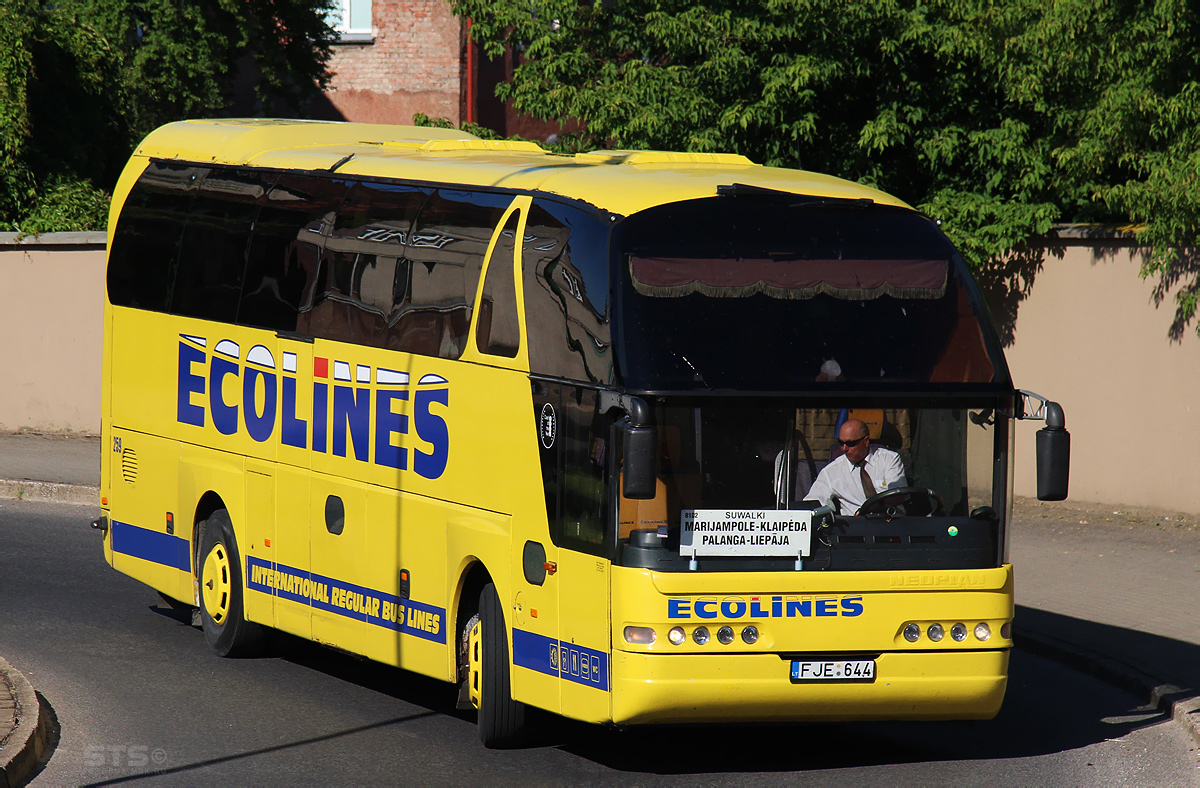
[667, 595, 865, 620]
[176, 334, 449, 478]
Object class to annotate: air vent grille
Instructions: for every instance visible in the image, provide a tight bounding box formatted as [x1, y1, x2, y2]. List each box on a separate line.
[121, 448, 138, 484]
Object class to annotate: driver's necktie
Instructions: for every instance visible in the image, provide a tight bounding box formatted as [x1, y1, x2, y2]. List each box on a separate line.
[859, 463, 877, 498]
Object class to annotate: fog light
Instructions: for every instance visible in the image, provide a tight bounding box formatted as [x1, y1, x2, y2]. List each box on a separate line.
[903, 623, 921, 642]
[1000, 622, 1012, 639]
[693, 626, 711, 645]
[974, 622, 991, 641]
[623, 626, 656, 645]
[927, 623, 945, 642]
[950, 622, 968, 641]
[668, 626, 686, 645]
[741, 625, 759, 644]
[717, 626, 735, 645]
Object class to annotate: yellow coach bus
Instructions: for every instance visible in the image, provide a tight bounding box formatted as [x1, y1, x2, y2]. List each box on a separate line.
[94, 119, 1070, 747]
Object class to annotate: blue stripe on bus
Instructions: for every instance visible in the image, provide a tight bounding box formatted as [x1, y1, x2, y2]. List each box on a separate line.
[245, 556, 446, 644]
[512, 628, 609, 691]
[110, 520, 191, 572]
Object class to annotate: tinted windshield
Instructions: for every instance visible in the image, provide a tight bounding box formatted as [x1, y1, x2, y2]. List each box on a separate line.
[613, 197, 1008, 392]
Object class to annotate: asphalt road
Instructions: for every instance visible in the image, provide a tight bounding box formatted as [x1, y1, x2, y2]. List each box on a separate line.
[3, 500, 1197, 786]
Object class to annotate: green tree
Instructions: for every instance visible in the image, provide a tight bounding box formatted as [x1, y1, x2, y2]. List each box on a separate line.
[0, 0, 336, 235]
[451, 0, 1200, 337]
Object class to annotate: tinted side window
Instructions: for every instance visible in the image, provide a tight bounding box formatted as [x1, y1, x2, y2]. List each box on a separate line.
[476, 209, 521, 358]
[533, 381, 612, 558]
[107, 162, 205, 311]
[170, 168, 273, 323]
[298, 180, 423, 345]
[240, 174, 349, 332]
[390, 190, 511, 359]
[524, 200, 612, 383]
[559, 386, 610, 556]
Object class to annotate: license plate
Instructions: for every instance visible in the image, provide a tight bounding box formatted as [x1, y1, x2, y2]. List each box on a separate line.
[791, 659, 875, 682]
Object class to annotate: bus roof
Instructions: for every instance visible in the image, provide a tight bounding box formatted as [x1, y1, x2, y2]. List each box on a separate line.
[133, 118, 910, 217]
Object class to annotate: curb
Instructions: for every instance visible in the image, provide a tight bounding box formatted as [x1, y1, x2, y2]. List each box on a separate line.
[0, 480, 97, 507]
[0, 657, 46, 788]
[1019, 629, 1200, 747]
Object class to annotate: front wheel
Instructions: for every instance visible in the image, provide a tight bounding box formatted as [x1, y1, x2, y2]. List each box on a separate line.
[198, 509, 265, 657]
[474, 583, 526, 748]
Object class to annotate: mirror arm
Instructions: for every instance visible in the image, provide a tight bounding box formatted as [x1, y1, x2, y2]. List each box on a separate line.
[600, 392, 658, 500]
[600, 391, 651, 427]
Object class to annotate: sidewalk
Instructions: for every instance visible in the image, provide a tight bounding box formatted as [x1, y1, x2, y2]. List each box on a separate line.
[0, 433, 100, 507]
[1009, 497, 1200, 746]
[0, 432, 1197, 783]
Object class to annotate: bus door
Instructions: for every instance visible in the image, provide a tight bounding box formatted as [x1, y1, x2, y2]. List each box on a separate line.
[474, 202, 563, 713]
[306, 338, 374, 652]
[309, 472, 370, 652]
[242, 458, 276, 628]
[528, 383, 611, 721]
[269, 335, 314, 639]
[238, 335, 314, 639]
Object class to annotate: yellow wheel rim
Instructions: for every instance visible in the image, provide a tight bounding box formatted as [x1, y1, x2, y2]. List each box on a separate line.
[201, 543, 231, 625]
[468, 619, 482, 710]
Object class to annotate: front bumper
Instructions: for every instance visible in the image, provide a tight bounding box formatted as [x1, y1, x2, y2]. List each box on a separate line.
[610, 648, 1009, 725]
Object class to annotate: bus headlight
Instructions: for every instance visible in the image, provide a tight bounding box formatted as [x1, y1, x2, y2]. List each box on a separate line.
[716, 626, 735, 645]
[693, 626, 711, 645]
[950, 623, 968, 642]
[623, 626, 656, 645]
[927, 623, 945, 642]
[974, 623, 991, 641]
[903, 623, 921, 642]
[741, 625, 759, 644]
[668, 626, 686, 645]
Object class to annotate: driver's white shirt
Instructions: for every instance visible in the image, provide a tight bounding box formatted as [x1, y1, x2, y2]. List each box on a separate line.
[805, 446, 906, 515]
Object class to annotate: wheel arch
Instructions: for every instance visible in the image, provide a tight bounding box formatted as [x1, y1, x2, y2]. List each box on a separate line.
[191, 490, 228, 577]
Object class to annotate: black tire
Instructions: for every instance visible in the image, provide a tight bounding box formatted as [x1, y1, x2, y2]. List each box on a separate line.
[198, 509, 265, 657]
[478, 582, 525, 748]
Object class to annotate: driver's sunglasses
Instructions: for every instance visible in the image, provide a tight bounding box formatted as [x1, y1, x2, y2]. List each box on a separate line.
[837, 435, 869, 448]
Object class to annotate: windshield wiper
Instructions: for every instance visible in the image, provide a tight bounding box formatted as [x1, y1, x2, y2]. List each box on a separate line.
[679, 354, 707, 386]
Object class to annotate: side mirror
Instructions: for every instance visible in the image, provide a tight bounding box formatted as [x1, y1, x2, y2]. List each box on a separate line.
[622, 423, 658, 499]
[1035, 401, 1070, 501]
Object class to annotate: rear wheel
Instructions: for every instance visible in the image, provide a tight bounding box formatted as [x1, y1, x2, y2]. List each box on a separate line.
[198, 509, 265, 657]
[475, 583, 525, 748]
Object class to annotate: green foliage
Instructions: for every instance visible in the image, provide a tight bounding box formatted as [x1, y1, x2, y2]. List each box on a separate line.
[0, 0, 337, 235]
[453, 0, 1200, 336]
[18, 177, 112, 236]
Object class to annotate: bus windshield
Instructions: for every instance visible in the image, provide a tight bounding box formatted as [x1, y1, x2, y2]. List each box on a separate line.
[616, 399, 1009, 573]
[614, 197, 1007, 391]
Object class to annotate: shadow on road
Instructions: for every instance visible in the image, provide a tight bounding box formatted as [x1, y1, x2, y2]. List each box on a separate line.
[1015, 603, 1198, 708]
[202, 604, 1200, 776]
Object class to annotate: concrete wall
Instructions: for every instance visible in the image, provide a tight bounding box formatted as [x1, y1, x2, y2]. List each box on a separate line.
[2, 233, 1196, 514]
[0, 234, 106, 435]
[1003, 240, 1200, 514]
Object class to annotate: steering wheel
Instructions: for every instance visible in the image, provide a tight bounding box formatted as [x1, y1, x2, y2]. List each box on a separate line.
[857, 486, 944, 518]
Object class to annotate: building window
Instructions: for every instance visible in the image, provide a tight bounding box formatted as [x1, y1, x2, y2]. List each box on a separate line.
[327, 0, 373, 43]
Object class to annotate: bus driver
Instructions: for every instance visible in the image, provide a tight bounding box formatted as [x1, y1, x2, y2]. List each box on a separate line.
[805, 419, 905, 514]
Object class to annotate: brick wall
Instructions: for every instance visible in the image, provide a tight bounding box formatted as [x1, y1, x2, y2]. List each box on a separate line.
[324, 0, 462, 125]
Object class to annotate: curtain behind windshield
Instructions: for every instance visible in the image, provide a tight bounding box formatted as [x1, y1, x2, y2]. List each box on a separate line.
[614, 198, 1006, 391]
